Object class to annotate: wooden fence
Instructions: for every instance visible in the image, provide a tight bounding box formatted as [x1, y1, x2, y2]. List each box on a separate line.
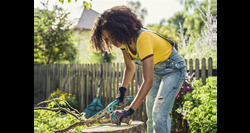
[34, 57, 216, 132]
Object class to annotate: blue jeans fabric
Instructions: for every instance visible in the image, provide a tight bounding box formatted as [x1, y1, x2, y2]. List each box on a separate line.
[145, 48, 186, 133]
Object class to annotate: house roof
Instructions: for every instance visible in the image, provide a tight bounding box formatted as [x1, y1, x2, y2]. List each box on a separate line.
[76, 6, 99, 30]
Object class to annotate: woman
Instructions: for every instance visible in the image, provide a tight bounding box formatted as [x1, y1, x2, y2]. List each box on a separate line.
[90, 5, 186, 133]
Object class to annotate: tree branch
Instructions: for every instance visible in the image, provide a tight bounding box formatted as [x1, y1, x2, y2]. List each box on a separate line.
[34, 98, 112, 132]
[35, 98, 81, 115]
[34, 107, 82, 121]
[54, 117, 111, 133]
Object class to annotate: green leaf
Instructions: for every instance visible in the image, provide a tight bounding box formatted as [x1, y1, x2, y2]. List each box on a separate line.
[83, 1, 92, 10]
[59, 101, 66, 106]
[59, 0, 64, 4]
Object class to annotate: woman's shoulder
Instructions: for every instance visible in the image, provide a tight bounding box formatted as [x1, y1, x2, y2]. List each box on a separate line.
[137, 30, 153, 41]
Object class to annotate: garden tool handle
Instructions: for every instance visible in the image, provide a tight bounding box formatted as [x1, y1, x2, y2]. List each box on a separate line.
[96, 52, 107, 98]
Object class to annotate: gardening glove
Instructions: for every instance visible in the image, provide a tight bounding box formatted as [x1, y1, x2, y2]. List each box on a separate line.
[110, 106, 135, 125]
[115, 86, 127, 106]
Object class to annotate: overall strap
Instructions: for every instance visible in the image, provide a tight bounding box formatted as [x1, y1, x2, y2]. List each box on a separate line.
[136, 28, 176, 47]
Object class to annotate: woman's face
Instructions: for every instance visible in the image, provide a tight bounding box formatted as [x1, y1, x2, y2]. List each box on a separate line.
[102, 29, 122, 48]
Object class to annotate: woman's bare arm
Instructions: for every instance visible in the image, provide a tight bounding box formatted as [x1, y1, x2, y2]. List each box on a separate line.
[129, 56, 154, 110]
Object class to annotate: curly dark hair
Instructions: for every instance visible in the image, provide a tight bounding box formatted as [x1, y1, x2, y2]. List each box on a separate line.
[90, 5, 143, 53]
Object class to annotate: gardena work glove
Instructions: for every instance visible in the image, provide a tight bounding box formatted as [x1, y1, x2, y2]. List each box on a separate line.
[110, 106, 135, 125]
[116, 86, 127, 106]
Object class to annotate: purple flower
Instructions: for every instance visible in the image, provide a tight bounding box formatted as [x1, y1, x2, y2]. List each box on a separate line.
[182, 83, 185, 87]
[184, 87, 190, 92]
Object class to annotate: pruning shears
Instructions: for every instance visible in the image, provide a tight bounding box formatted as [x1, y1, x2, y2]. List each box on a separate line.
[85, 96, 133, 124]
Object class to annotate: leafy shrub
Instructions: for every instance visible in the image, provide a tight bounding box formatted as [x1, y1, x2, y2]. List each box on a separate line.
[172, 72, 194, 132]
[181, 77, 217, 133]
[47, 88, 78, 109]
[34, 2, 77, 65]
[34, 100, 85, 132]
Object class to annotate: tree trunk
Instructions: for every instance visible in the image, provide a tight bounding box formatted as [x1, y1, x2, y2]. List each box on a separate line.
[81, 121, 144, 133]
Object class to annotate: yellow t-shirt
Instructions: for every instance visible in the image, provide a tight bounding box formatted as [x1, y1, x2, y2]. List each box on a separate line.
[120, 31, 173, 65]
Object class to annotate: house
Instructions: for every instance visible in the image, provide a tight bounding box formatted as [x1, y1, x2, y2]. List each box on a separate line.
[74, 6, 99, 63]
[74, 6, 123, 63]
[76, 6, 99, 30]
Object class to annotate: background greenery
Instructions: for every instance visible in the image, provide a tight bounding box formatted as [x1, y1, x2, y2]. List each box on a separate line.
[182, 77, 217, 132]
[34, 0, 217, 66]
[34, 2, 77, 64]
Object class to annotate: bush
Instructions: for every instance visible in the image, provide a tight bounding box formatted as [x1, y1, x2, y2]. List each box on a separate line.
[181, 77, 217, 133]
[34, 100, 84, 132]
[34, 2, 77, 65]
[47, 88, 78, 110]
[172, 72, 194, 132]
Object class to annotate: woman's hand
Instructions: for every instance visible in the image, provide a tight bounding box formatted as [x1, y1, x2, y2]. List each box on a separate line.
[115, 86, 127, 105]
[110, 106, 135, 125]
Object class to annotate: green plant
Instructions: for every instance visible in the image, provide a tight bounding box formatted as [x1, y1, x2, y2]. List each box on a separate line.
[48, 88, 78, 109]
[34, 100, 85, 132]
[177, 0, 217, 69]
[180, 76, 217, 133]
[172, 72, 194, 132]
[34, 1, 77, 65]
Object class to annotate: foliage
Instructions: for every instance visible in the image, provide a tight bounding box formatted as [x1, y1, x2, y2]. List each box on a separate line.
[147, 21, 180, 50]
[91, 52, 115, 63]
[34, 100, 86, 132]
[172, 72, 195, 132]
[146, 0, 217, 66]
[179, 76, 217, 133]
[34, 1, 77, 65]
[48, 88, 78, 109]
[126, 0, 148, 23]
[177, 0, 217, 68]
[58, 0, 93, 9]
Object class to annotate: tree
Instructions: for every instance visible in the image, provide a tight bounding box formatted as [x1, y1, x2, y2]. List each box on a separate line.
[34, 1, 77, 64]
[126, 1, 148, 24]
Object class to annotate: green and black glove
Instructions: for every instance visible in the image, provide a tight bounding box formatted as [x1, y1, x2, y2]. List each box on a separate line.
[110, 106, 135, 125]
[116, 86, 127, 106]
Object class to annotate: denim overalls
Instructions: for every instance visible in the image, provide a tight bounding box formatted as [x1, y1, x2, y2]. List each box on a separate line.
[124, 29, 187, 133]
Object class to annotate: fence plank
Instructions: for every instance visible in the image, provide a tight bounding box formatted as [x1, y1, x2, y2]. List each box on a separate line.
[108, 63, 112, 104]
[104, 63, 108, 106]
[42, 65, 46, 100]
[195, 58, 200, 80]
[208, 57, 213, 76]
[86, 64, 89, 105]
[189, 59, 193, 74]
[201, 58, 206, 85]
[78, 64, 82, 111]
[92, 64, 96, 99]
[46, 64, 50, 99]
